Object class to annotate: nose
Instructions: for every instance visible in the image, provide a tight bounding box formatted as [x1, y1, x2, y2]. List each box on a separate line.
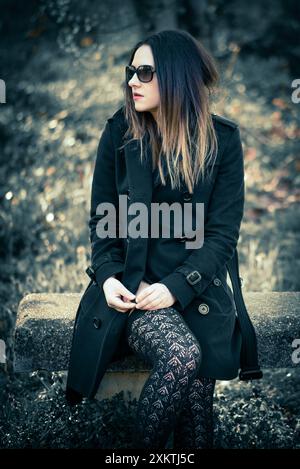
[128, 72, 141, 87]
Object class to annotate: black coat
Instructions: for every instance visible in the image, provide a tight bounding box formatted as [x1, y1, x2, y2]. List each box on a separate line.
[66, 106, 245, 404]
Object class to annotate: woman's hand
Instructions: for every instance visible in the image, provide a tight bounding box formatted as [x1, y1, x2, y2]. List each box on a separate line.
[102, 276, 136, 313]
[135, 282, 177, 310]
[123, 280, 151, 313]
[135, 280, 152, 298]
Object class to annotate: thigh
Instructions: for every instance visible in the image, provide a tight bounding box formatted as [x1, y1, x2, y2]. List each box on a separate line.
[125, 307, 202, 369]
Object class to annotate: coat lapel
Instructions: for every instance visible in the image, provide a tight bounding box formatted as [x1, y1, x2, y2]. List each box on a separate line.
[121, 136, 153, 293]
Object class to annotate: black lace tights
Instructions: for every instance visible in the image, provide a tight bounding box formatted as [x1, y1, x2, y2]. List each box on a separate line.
[126, 307, 216, 449]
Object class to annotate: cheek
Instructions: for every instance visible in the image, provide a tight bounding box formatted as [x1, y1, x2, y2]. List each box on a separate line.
[149, 82, 160, 104]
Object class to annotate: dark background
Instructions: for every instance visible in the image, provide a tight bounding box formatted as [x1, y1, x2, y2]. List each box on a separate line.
[0, 0, 299, 449]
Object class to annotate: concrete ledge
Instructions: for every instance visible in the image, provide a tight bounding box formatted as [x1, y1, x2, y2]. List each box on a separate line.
[12, 291, 300, 400]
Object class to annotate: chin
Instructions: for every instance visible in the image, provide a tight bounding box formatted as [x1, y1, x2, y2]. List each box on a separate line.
[134, 105, 149, 112]
[134, 101, 146, 107]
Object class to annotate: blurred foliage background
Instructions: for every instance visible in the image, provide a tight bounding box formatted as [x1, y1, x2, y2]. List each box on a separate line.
[0, 0, 299, 449]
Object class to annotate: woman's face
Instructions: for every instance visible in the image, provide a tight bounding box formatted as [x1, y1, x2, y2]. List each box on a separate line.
[128, 45, 160, 121]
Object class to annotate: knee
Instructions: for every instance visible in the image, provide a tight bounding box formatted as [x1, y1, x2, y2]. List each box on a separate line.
[168, 342, 202, 377]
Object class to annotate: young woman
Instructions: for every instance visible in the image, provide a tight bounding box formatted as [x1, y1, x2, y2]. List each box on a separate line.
[96, 29, 245, 449]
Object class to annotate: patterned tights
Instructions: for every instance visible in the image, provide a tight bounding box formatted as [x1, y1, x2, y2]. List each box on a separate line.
[126, 307, 216, 449]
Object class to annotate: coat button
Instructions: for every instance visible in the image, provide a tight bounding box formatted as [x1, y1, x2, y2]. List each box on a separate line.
[213, 278, 222, 286]
[183, 191, 192, 202]
[198, 303, 209, 315]
[93, 317, 102, 329]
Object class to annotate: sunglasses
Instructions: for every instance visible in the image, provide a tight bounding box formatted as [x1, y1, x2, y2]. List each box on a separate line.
[125, 64, 156, 83]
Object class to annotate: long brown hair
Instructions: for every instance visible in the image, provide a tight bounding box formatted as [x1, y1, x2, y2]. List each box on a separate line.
[122, 29, 219, 193]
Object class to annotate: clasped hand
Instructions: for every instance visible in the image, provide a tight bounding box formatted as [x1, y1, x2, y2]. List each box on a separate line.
[102, 277, 177, 313]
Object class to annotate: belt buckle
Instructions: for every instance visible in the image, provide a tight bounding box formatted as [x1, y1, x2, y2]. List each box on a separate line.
[186, 270, 201, 285]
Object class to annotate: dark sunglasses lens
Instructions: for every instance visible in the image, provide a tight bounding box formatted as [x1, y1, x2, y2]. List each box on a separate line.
[138, 67, 152, 82]
[126, 66, 152, 82]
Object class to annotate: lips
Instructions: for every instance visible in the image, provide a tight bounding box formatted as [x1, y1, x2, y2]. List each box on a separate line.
[133, 93, 143, 97]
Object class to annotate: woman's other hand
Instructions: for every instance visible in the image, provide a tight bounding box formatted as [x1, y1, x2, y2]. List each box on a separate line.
[102, 276, 136, 313]
[135, 280, 152, 298]
[123, 280, 151, 314]
[135, 282, 177, 310]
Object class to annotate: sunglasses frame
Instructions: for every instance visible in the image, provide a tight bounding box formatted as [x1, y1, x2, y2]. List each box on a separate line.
[126, 64, 156, 83]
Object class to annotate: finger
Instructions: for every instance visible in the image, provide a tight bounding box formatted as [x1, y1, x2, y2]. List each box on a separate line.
[123, 295, 136, 302]
[135, 293, 156, 309]
[136, 291, 160, 309]
[145, 300, 163, 310]
[113, 305, 135, 313]
[110, 297, 136, 310]
[120, 287, 136, 301]
[135, 286, 154, 304]
[146, 298, 164, 310]
[123, 295, 137, 304]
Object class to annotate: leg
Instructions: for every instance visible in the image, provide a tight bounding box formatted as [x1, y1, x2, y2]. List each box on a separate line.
[173, 375, 216, 449]
[126, 307, 202, 449]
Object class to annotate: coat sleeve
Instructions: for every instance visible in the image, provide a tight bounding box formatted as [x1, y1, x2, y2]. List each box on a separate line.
[159, 125, 245, 311]
[88, 119, 125, 289]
